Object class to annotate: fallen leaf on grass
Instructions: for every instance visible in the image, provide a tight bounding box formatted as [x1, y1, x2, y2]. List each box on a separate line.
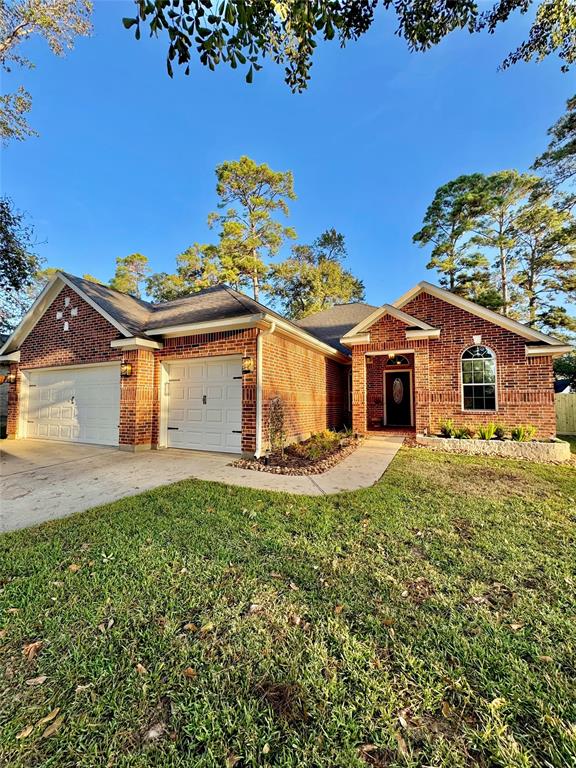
[16, 725, 33, 740]
[0, 629, 7, 639]
[22, 641, 43, 661]
[510, 622, 525, 632]
[262, 743, 270, 755]
[227, 753, 241, 767]
[42, 715, 64, 738]
[199, 622, 214, 634]
[25, 675, 47, 687]
[441, 701, 451, 718]
[144, 722, 165, 741]
[183, 666, 197, 679]
[7, 607, 19, 614]
[183, 622, 197, 632]
[68, 563, 81, 573]
[37, 708, 60, 727]
[135, 663, 147, 675]
[289, 581, 299, 591]
[382, 618, 395, 627]
[538, 655, 554, 663]
[97, 618, 114, 633]
[334, 604, 344, 615]
[395, 731, 408, 756]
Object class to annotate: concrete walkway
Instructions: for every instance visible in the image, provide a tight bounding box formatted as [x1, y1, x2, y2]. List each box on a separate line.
[0, 436, 403, 532]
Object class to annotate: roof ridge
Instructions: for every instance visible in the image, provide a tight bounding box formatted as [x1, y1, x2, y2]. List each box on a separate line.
[60, 271, 154, 309]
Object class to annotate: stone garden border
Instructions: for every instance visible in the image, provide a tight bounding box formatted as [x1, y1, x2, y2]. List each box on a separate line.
[416, 435, 572, 463]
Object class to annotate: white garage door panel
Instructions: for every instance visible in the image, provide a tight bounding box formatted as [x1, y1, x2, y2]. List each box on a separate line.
[167, 357, 242, 453]
[26, 366, 120, 446]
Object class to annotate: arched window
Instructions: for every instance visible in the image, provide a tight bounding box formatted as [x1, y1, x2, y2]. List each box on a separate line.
[386, 354, 410, 366]
[461, 346, 497, 411]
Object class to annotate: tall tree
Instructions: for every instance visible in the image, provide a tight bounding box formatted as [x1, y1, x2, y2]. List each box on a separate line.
[208, 156, 296, 301]
[268, 229, 365, 319]
[146, 244, 221, 302]
[534, 94, 576, 188]
[109, 253, 150, 298]
[512, 195, 576, 331]
[472, 171, 540, 316]
[0, 0, 92, 142]
[0, 196, 40, 333]
[125, 0, 576, 93]
[413, 174, 497, 304]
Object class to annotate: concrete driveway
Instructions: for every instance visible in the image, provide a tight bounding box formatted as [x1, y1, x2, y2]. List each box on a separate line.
[1, 436, 403, 533]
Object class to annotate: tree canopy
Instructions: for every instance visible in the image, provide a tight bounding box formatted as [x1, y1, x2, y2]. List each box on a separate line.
[124, 0, 576, 92]
[0, 0, 92, 142]
[534, 94, 576, 188]
[0, 196, 40, 333]
[109, 253, 150, 297]
[268, 229, 365, 319]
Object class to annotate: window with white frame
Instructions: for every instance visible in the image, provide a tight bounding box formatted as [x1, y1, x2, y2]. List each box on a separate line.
[461, 346, 496, 411]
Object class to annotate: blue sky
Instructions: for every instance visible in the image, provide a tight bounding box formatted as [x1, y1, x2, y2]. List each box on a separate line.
[2, 1, 572, 306]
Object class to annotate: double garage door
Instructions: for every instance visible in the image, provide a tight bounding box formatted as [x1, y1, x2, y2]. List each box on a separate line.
[166, 357, 242, 453]
[22, 357, 243, 453]
[25, 365, 120, 446]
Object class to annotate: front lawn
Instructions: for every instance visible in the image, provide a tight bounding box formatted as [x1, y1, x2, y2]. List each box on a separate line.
[1, 448, 575, 767]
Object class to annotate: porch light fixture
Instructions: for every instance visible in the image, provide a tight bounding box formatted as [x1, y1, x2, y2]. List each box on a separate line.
[242, 355, 254, 374]
[120, 362, 133, 378]
[2, 372, 16, 385]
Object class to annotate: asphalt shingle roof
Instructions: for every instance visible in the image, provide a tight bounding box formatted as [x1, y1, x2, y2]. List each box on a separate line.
[294, 303, 378, 354]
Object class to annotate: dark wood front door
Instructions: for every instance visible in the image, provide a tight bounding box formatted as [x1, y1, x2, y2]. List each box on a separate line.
[384, 371, 412, 426]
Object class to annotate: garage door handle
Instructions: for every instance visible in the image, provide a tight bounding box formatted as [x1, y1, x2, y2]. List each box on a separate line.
[202, 395, 207, 404]
[167, 427, 179, 431]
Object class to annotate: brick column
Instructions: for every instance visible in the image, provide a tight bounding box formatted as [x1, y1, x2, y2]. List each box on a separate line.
[351, 348, 367, 434]
[119, 349, 155, 451]
[5, 362, 20, 439]
[413, 340, 431, 435]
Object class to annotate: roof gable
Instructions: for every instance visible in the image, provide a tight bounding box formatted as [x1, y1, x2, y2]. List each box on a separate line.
[340, 303, 438, 340]
[393, 281, 566, 346]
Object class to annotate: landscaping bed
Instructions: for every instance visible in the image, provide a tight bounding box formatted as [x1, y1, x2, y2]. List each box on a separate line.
[232, 430, 362, 475]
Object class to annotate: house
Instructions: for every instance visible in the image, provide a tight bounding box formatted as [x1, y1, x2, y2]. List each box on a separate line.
[554, 379, 572, 394]
[0, 272, 572, 454]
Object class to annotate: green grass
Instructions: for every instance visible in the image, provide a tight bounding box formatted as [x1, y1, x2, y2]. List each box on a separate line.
[1, 448, 575, 768]
[559, 435, 576, 454]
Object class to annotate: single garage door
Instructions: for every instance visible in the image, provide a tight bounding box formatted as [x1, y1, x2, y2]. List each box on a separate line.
[166, 357, 242, 453]
[26, 365, 120, 446]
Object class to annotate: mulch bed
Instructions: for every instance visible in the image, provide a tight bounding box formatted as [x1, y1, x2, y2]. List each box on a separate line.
[231, 436, 362, 476]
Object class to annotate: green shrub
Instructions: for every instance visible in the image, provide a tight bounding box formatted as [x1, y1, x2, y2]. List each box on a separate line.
[511, 425, 537, 442]
[494, 424, 506, 440]
[439, 419, 455, 438]
[477, 422, 497, 440]
[454, 426, 474, 439]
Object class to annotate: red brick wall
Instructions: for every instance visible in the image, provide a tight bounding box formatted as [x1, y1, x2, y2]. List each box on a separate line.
[351, 291, 557, 438]
[119, 348, 156, 448]
[261, 332, 348, 447]
[152, 329, 258, 453]
[19, 285, 122, 368]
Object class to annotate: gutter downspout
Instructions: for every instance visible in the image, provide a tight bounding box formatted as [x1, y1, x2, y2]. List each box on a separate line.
[254, 321, 276, 458]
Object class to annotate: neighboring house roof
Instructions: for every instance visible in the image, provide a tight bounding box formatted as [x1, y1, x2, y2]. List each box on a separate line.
[554, 379, 572, 394]
[295, 303, 377, 354]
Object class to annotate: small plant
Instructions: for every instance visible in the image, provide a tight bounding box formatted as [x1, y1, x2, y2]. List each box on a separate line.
[269, 396, 286, 457]
[494, 424, 506, 440]
[477, 422, 497, 440]
[454, 426, 474, 439]
[511, 425, 537, 442]
[439, 419, 456, 438]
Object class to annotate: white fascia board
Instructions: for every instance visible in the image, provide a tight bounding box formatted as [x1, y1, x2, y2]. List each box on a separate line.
[144, 314, 266, 338]
[263, 314, 349, 361]
[0, 350, 21, 362]
[394, 281, 565, 346]
[110, 338, 164, 350]
[339, 333, 371, 346]
[406, 328, 441, 340]
[525, 344, 574, 358]
[0, 276, 65, 355]
[57, 273, 133, 338]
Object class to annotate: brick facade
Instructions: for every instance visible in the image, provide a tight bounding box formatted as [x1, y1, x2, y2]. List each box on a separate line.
[261, 332, 349, 447]
[5, 283, 559, 448]
[351, 291, 557, 438]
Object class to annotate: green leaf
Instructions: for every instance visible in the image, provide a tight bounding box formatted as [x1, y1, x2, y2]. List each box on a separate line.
[245, 64, 253, 84]
[122, 17, 138, 29]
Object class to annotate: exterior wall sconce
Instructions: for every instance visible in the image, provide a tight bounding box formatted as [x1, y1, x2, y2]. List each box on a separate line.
[120, 362, 133, 378]
[242, 356, 254, 374]
[366, 356, 374, 365]
[1, 373, 17, 385]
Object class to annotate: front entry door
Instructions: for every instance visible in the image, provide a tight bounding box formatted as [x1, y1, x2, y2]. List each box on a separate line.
[384, 371, 412, 426]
